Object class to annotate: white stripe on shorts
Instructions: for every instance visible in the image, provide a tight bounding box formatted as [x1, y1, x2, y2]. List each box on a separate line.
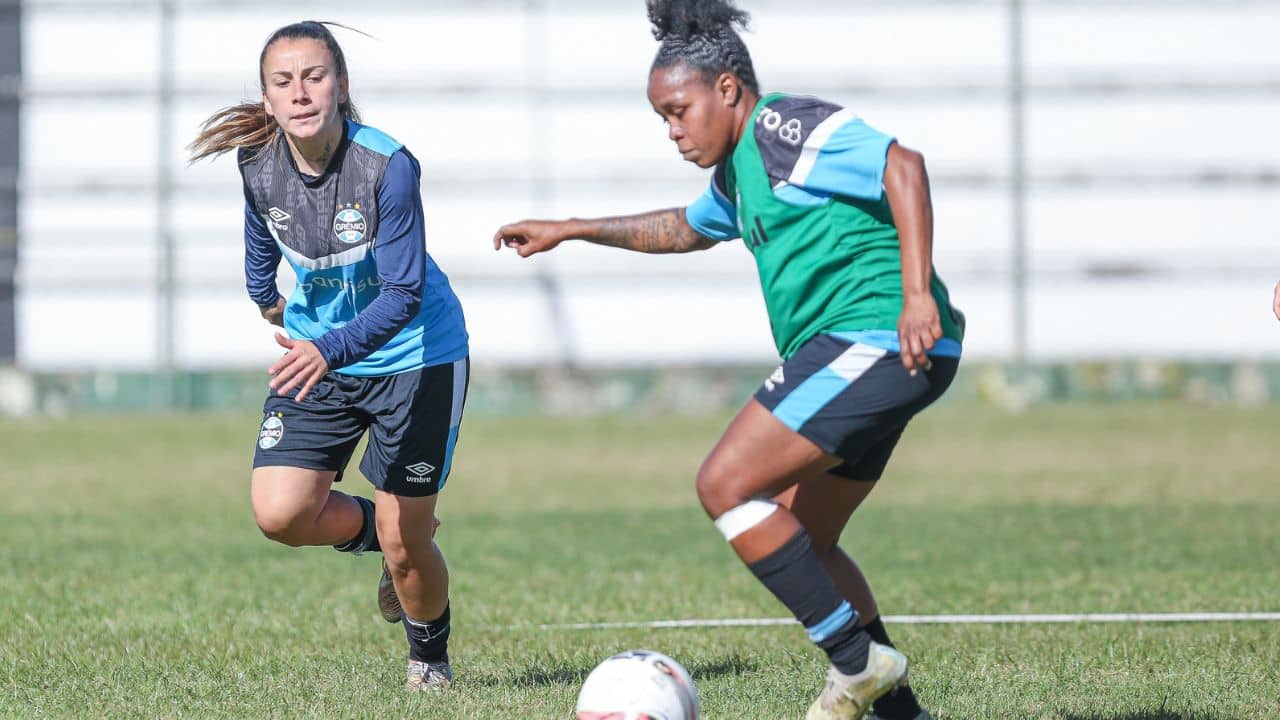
[449, 359, 467, 428]
[828, 343, 888, 382]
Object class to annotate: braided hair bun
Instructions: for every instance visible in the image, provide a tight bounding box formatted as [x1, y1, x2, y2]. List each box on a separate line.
[647, 0, 759, 94]
[648, 0, 750, 41]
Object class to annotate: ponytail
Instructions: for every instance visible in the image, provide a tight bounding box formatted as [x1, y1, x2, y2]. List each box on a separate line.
[188, 102, 278, 163]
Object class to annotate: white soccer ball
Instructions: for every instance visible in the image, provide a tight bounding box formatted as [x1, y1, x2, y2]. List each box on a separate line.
[575, 649, 700, 720]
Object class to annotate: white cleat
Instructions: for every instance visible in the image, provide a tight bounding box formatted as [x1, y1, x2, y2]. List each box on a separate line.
[405, 659, 452, 691]
[805, 642, 910, 720]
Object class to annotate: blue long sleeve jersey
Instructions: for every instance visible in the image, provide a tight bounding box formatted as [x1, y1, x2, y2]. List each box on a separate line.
[241, 122, 468, 376]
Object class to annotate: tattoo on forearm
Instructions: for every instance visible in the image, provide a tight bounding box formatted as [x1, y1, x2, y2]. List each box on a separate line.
[596, 209, 700, 253]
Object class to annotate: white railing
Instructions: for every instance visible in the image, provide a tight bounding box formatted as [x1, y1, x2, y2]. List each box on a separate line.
[8, 0, 1280, 370]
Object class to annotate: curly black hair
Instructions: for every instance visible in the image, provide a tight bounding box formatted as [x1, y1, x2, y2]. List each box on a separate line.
[647, 0, 759, 94]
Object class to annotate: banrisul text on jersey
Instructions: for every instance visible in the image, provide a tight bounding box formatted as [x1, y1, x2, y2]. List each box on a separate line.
[686, 93, 965, 360]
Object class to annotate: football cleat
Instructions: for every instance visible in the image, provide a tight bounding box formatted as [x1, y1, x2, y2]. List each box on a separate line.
[378, 559, 402, 623]
[805, 642, 910, 720]
[405, 658, 452, 691]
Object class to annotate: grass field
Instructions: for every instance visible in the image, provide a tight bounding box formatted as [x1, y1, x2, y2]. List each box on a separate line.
[2, 401, 1278, 719]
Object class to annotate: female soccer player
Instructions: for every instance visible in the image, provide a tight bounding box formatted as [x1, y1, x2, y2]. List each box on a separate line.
[189, 21, 468, 691]
[496, 3, 961, 719]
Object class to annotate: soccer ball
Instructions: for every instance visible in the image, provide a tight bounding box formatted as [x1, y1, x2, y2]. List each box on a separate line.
[575, 649, 700, 720]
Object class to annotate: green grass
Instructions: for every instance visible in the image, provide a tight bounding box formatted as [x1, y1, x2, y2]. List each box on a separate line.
[2, 403, 1278, 719]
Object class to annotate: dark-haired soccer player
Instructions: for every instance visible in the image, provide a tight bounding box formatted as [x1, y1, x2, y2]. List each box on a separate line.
[495, 2, 962, 718]
[189, 21, 468, 691]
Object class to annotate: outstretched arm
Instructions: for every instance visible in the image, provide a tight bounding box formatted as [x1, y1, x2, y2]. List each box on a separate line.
[494, 207, 717, 257]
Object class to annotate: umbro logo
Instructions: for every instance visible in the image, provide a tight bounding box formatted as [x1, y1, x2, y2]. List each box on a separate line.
[267, 207, 290, 232]
[405, 462, 436, 483]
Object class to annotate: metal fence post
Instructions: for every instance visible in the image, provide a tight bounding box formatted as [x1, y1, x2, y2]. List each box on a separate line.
[1009, 0, 1029, 367]
[526, 0, 577, 371]
[157, 0, 177, 404]
[0, 0, 19, 365]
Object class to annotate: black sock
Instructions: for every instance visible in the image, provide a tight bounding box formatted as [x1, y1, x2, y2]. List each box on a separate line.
[333, 496, 380, 554]
[748, 529, 870, 675]
[403, 605, 450, 664]
[865, 616, 924, 719]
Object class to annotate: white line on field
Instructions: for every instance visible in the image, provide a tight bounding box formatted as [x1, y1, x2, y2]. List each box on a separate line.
[528, 612, 1280, 631]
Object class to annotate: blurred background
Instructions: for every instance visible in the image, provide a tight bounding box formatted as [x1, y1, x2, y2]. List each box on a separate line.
[2, 0, 1279, 414]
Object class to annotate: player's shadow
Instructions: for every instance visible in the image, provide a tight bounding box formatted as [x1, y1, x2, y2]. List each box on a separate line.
[475, 654, 761, 689]
[501, 664, 588, 688]
[687, 655, 761, 680]
[1059, 707, 1239, 712]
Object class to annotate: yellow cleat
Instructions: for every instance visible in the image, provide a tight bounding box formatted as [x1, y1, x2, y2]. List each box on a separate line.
[805, 643, 910, 720]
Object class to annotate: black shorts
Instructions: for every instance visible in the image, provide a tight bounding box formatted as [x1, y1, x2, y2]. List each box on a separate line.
[754, 334, 958, 481]
[252, 358, 469, 497]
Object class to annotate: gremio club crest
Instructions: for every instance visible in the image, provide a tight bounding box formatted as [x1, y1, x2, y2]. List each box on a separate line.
[333, 204, 367, 244]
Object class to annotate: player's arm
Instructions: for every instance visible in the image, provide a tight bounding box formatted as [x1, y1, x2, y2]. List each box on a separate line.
[243, 185, 284, 326]
[883, 142, 942, 375]
[775, 103, 941, 375]
[493, 208, 717, 257]
[1273, 281, 1280, 322]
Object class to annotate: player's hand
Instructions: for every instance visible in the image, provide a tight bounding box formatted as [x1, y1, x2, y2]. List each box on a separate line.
[268, 333, 329, 402]
[260, 297, 286, 327]
[493, 219, 571, 257]
[1273, 281, 1280, 322]
[898, 292, 942, 376]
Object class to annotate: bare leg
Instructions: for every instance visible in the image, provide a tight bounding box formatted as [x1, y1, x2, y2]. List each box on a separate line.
[695, 400, 840, 563]
[778, 474, 928, 717]
[250, 467, 362, 547]
[775, 476, 881, 623]
[696, 399, 910, 713]
[375, 491, 447, 621]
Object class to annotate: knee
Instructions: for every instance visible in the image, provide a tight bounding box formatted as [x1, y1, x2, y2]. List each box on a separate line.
[253, 506, 310, 547]
[695, 458, 750, 519]
[380, 533, 411, 573]
[376, 519, 431, 575]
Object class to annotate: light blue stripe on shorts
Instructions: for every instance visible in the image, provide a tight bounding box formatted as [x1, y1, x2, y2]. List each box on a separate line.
[830, 329, 963, 358]
[772, 344, 887, 431]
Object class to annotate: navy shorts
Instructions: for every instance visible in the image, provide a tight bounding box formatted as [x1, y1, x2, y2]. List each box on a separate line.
[253, 357, 469, 497]
[754, 335, 958, 481]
